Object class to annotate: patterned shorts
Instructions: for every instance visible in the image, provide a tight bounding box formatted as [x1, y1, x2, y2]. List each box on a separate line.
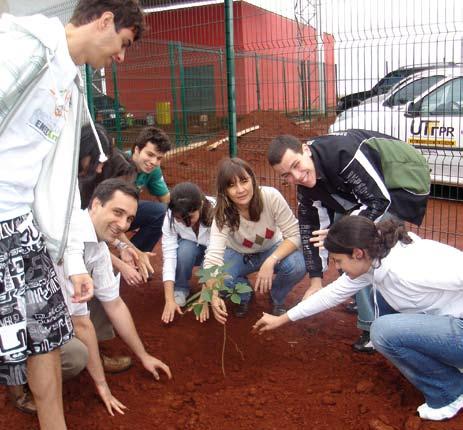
[0, 214, 73, 385]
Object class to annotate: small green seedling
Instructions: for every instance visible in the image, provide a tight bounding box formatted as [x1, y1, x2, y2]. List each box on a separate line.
[185, 264, 253, 317]
[186, 264, 252, 377]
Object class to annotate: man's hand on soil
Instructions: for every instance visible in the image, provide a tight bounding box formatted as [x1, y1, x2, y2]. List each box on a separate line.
[95, 380, 127, 416]
[140, 354, 172, 380]
[70, 273, 94, 303]
[119, 260, 143, 286]
[253, 312, 290, 333]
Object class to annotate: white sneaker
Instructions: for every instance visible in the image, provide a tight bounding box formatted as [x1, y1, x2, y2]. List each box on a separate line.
[417, 393, 463, 421]
[174, 290, 187, 307]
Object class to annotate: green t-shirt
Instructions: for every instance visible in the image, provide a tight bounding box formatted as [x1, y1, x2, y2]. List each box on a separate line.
[126, 150, 169, 197]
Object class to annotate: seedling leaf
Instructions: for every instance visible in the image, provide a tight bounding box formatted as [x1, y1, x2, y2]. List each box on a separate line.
[235, 283, 253, 294]
[230, 293, 241, 304]
[200, 288, 213, 303]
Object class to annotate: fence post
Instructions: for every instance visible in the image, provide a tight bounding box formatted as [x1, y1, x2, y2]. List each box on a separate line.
[300, 60, 307, 118]
[282, 58, 287, 115]
[255, 52, 261, 111]
[315, 0, 326, 115]
[85, 65, 95, 121]
[306, 61, 312, 121]
[111, 62, 122, 148]
[224, 0, 237, 157]
[168, 42, 181, 147]
[219, 49, 226, 126]
[177, 43, 189, 146]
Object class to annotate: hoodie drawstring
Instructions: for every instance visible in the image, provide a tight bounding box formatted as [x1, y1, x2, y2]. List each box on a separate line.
[83, 98, 108, 163]
[48, 50, 108, 164]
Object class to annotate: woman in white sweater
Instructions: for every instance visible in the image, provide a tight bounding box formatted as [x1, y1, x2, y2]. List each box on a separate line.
[204, 157, 305, 322]
[254, 216, 463, 422]
[161, 182, 214, 323]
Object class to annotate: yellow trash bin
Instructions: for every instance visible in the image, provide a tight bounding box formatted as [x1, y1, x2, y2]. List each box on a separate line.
[156, 102, 171, 125]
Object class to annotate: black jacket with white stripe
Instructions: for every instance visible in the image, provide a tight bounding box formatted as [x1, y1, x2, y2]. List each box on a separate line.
[298, 129, 429, 278]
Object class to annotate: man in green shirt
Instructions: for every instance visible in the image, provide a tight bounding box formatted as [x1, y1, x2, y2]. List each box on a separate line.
[126, 126, 171, 251]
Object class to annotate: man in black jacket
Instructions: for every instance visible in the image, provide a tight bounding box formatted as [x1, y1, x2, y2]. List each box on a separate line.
[268, 129, 430, 352]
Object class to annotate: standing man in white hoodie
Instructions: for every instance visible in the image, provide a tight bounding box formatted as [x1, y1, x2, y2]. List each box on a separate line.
[0, 2, 144, 429]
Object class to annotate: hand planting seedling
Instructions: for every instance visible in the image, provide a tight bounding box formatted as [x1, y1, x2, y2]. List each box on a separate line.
[185, 264, 253, 317]
[186, 264, 252, 376]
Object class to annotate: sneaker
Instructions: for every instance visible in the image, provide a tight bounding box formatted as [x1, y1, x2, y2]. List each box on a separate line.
[234, 301, 249, 318]
[352, 331, 375, 354]
[174, 290, 187, 307]
[417, 393, 463, 421]
[271, 303, 287, 316]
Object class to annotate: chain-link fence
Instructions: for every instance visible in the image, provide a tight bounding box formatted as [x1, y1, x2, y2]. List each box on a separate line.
[6, 0, 463, 247]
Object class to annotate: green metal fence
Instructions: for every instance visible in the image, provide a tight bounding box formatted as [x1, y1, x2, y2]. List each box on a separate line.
[16, 0, 463, 248]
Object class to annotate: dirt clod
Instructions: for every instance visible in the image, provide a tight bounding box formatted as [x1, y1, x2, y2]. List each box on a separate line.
[321, 395, 337, 406]
[403, 416, 421, 430]
[368, 418, 397, 430]
[356, 380, 375, 394]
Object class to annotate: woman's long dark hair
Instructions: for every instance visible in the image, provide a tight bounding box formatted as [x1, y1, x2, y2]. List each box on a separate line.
[79, 123, 111, 176]
[324, 216, 413, 264]
[214, 158, 263, 232]
[168, 182, 213, 228]
[80, 141, 137, 209]
[100, 149, 137, 183]
[79, 123, 112, 208]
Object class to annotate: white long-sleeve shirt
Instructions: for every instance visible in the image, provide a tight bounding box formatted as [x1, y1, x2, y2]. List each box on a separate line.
[287, 233, 463, 321]
[56, 210, 120, 316]
[161, 197, 215, 282]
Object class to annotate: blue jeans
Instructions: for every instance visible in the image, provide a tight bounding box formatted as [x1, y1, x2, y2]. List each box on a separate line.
[129, 200, 166, 251]
[175, 239, 206, 294]
[356, 286, 375, 331]
[371, 313, 463, 408]
[223, 243, 306, 305]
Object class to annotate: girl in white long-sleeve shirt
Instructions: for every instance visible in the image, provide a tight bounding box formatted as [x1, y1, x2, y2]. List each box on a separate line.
[161, 182, 215, 323]
[254, 216, 463, 422]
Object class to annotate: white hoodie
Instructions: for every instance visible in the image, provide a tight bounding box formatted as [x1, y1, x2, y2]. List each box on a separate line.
[0, 14, 105, 277]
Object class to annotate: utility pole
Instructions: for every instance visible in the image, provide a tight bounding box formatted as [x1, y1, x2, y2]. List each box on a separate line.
[294, 0, 326, 115]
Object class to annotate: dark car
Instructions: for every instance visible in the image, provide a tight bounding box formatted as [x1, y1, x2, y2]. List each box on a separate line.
[93, 93, 128, 130]
[336, 63, 460, 115]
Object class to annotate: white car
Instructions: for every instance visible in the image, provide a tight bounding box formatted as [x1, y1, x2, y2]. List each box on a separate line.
[330, 69, 463, 186]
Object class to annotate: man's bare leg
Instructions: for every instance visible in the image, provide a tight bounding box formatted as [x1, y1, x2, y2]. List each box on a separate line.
[27, 349, 67, 430]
